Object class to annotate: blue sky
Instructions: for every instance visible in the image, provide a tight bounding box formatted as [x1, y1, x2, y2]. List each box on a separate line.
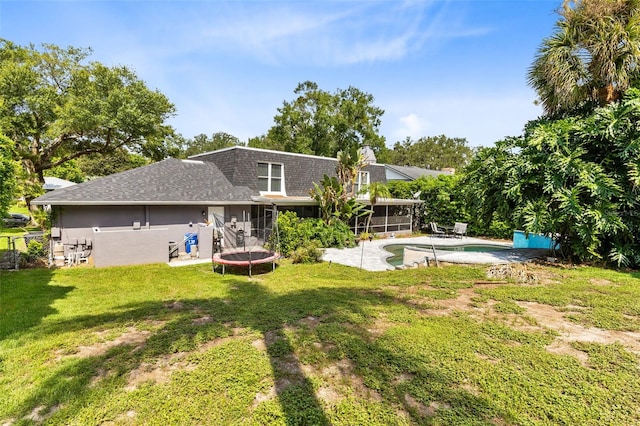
[1, 0, 560, 148]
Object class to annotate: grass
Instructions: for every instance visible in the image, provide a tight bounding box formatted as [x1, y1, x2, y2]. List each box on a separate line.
[1, 261, 639, 425]
[1, 204, 40, 251]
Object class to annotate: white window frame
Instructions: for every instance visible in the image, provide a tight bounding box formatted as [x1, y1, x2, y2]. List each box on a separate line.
[258, 162, 285, 195]
[354, 171, 370, 197]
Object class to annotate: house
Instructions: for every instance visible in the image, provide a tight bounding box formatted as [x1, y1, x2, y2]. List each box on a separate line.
[43, 176, 76, 191]
[32, 146, 421, 267]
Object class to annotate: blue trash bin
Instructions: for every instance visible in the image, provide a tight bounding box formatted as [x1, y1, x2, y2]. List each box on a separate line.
[185, 233, 198, 254]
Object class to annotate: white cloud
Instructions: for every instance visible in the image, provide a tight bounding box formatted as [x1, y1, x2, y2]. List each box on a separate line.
[382, 92, 543, 147]
[397, 113, 429, 139]
[183, 1, 489, 66]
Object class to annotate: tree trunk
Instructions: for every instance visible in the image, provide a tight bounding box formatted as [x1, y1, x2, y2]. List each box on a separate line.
[21, 159, 44, 222]
[596, 84, 620, 106]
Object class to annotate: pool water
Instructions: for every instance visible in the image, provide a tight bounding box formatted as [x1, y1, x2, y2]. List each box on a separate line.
[384, 243, 510, 266]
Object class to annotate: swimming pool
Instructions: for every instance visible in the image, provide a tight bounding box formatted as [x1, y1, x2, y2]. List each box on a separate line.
[384, 243, 511, 267]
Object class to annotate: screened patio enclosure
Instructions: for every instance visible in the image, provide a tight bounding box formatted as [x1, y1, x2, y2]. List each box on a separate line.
[252, 195, 421, 238]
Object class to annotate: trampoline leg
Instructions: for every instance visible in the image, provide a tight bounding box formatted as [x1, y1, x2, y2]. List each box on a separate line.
[222, 264, 225, 276]
[249, 261, 252, 278]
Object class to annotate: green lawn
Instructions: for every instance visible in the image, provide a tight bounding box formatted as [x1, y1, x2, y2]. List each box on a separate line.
[1, 261, 639, 425]
[1, 204, 39, 251]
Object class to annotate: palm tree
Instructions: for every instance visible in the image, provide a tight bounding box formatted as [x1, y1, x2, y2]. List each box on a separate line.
[364, 182, 391, 235]
[335, 147, 366, 200]
[528, 0, 640, 116]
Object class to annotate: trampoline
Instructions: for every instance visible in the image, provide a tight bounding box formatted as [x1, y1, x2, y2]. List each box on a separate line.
[212, 250, 280, 277]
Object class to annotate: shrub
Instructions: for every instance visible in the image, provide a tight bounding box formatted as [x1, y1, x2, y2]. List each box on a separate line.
[20, 238, 48, 267]
[270, 211, 357, 257]
[290, 241, 324, 264]
[25, 239, 45, 260]
[388, 175, 470, 234]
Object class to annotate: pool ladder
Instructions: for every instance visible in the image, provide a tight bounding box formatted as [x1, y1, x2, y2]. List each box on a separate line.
[427, 243, 439, 267]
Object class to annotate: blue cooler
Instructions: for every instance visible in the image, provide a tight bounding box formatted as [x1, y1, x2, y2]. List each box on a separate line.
[185, 233, 198, 253]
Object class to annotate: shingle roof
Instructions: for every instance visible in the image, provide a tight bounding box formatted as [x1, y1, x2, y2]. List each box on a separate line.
[32, 147, 395, 206]
[384, 164, 451, 180]
[32, 158, 255, 205]
[191, 146, 387, 197]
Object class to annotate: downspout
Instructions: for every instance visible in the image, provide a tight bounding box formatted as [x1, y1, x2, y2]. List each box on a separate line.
[145, 205, 150, 229]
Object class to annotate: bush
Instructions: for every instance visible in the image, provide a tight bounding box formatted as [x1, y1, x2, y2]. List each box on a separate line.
[270, 211, 357, 258]
[290, 241, 324, 264]
[25, 239, 45, 260]
[388, 175, 470, 234]
[20, 238, 48, 268]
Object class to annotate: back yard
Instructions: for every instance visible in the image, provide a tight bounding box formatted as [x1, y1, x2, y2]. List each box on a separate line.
[1, 261, 639, 425]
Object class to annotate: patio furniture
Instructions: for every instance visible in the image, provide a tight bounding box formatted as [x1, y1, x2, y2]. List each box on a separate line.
[452, 222, 467, 238]
[430, 222, 446, 237]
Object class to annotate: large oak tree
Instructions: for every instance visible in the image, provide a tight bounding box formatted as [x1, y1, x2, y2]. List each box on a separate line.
[255, 81, 387, 159]
[0, 40, 176, 206]
[181, 132, 243, 158]
[387, 135, 472, 171]
[0, 133, 18, 218]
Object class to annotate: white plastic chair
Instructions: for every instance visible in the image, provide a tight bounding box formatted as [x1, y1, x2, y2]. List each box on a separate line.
[430, 222, 445, 237]
[452, 222, 467, 238]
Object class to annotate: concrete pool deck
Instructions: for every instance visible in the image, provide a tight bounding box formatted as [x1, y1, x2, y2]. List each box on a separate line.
[321, 235, 548, 271]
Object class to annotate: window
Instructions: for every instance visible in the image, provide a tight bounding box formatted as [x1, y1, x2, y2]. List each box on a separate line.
[354, 171, 369, 195]
[258, 162, 283, 193]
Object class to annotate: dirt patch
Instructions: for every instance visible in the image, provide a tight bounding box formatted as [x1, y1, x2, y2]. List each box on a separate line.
[124, 330, 249, 391]
[299, 316, 321, 329]
[545, 340, 590, 366]
[164, 301, 184, 310]
[316, 386, 342, 404]
[516, 301, 640, 354]
[73, 328, 151, 358]
[252, 338, 267, 352]
[319, 358, 383, 402]
[192, 316, 213, 325]
[590, 278, 613, 286]
[417, 284, 640, 363]
[252, 385, 278, 408]
[476, 352, 500, 365]
[392, 372, 415, 385]
[367, 315, 397, 337]
[423, 286, 497, 316]
[125, 353, 197, 391]
[21, 405, 61, 423]
[403, 394, 449, 417]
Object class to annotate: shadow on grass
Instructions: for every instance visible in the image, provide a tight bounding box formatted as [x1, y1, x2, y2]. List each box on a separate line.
[0, 268, 72, 341]
[5, 273, 507, 424]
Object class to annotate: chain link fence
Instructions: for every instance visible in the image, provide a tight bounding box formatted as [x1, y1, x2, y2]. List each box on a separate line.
[0, 232, 49, 270]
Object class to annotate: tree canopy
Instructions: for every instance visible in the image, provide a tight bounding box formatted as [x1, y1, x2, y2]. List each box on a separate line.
[256, 81, 387, 159]
[0, 40, 176, 204]
[0, 133, 19, 218]
[461, 0, 640, 267]
[388, 174, 468, 234]
[181, 132, 243, 158]
[464, 89, 640, 266]
[75, 149, 149, 179]
[528, 0, 640, 115]
[387, 135, 472, 170]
